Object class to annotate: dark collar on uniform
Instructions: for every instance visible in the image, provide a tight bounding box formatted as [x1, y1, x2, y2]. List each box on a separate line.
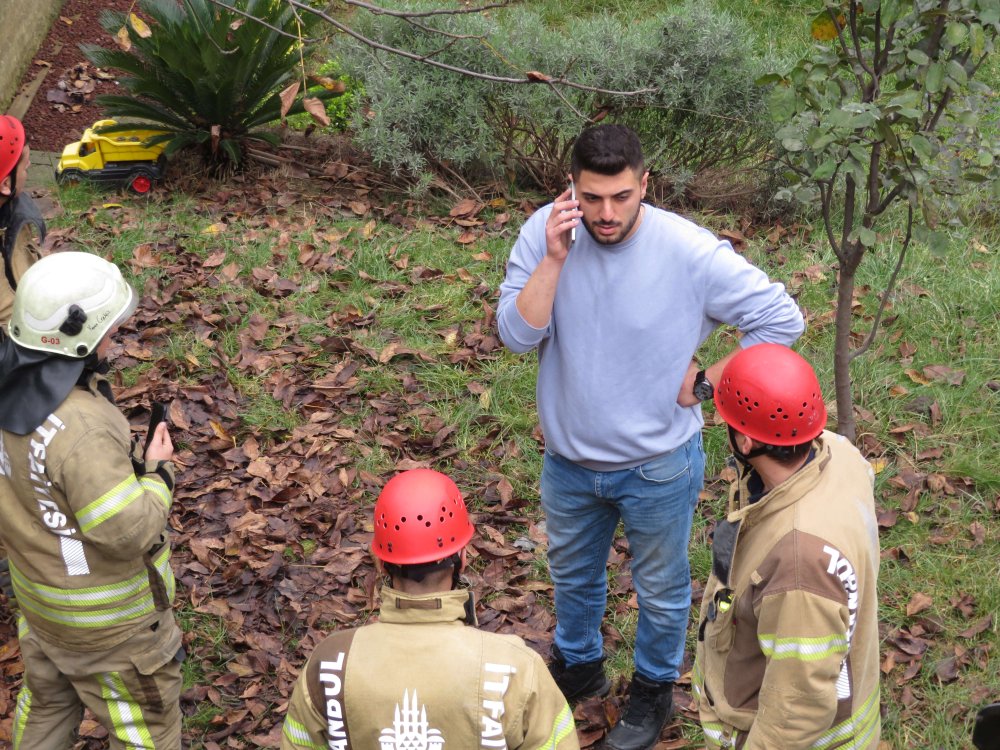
[0, 338, 87, 435]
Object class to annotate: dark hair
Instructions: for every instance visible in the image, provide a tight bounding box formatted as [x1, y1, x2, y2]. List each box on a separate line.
[760, 440, 813, 466]
[384, 553, 461, 586]
[571, 124, 644, 178]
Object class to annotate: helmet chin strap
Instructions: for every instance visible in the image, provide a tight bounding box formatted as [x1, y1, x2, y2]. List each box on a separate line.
[727, 425, 772, 469]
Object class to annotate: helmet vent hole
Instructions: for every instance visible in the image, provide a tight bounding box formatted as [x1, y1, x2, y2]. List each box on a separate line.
[401, 516, 406, 523]
[76, 344, 89, 356]
[802, 401, 808, 408]
[776, 407, 783, 413]
[783, 414, 789, 420]
[441, 506, 447, 512]
[798, 411, 804, 417]
[437, 538, 443, 547]
[449, 511, 454, 518]
[425, 521, 431, 528]
[439, 516, 445, 523]
[394, 524, 400, 531]
[754, 401, 759, 407]
[450, 536, 455, 542]
[387, 542, 393, 552]
[792, 428, 798, 437]
[417, 514, 423, 521]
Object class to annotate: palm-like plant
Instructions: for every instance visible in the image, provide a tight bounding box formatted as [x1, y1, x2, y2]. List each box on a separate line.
[82, 0, 343, 165]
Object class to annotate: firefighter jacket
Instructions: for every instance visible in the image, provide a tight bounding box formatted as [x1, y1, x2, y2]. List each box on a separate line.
[693, 431, 880, 750]
[0, 373, 176, 651]
[0, 193, 45, 327]
[282, 586, 579, 750]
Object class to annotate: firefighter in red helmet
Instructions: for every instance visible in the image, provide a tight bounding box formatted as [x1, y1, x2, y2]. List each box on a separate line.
[0, 114, 45, 327]
[282, 469, 579, 750]
[692, 344, 881, 749]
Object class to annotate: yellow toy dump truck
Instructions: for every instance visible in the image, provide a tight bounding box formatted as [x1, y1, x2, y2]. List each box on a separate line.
[56, 119, 169, 194]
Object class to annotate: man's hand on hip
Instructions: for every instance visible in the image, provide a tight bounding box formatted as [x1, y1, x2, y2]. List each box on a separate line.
[677, 360, 701, 407]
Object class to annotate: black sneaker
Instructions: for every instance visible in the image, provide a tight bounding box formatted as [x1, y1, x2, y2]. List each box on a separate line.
[548, 643, 611, 702]
[603, 673, 673, 750]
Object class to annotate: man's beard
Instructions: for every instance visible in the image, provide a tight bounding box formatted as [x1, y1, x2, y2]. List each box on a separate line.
[583, 204, 643, 245]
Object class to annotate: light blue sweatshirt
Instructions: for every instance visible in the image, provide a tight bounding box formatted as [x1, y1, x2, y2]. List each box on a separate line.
[497, 204, 805, 469]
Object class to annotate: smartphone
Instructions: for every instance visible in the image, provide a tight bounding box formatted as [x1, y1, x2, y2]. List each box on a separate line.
[570, 180, 577, 243]
[143, 402, 166, 454]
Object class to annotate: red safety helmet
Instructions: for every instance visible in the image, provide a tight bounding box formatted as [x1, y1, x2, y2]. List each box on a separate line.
[714, 343, 827, 446]
[0, 115, 26, 183]
[373, 469, 474, 565]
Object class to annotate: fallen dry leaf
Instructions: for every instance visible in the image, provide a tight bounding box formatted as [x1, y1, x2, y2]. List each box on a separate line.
[905, 592, 933, 617]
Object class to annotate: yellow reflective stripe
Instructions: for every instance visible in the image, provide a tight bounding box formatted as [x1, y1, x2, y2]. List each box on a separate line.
[139, 474, 171, 510]
[17, 589, 156, 628]
[701, 722, 735, 749]
[10, 561, 151, 608]
[153, 545, 176, 602]
[78, 476, 144, 532]
[283, 715, 326, 749]
[692, 657, 704, 699]
[13, 685, 31, 748]
[101, 672, 155, 748]
[531, 702, 574, 750]
[810, 688, 880, 750]
[16, 613, 30, 639]
[758, 633, 849, 661]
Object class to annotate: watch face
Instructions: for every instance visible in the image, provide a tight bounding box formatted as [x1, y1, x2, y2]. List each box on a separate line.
[694, 380, 714, 402]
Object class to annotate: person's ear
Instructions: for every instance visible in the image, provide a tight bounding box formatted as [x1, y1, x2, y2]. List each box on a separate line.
[0, 176, 11, 198]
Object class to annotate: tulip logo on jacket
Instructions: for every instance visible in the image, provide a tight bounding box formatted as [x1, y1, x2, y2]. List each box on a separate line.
[379, 690, 444, 750]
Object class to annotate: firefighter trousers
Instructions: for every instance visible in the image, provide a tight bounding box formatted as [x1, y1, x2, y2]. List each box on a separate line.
[12, 609, 184, 750]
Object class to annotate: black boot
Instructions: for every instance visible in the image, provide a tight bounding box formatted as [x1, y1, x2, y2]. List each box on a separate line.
[548, 643, 611, 702]
[603, 673, 673, 750]
[0, 558, 14, 601]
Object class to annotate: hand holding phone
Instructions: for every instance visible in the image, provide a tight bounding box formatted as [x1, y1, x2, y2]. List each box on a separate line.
[570, 181, 577, 243]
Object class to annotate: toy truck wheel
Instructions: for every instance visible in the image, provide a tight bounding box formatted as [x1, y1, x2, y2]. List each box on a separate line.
[57, 169, 84, 185]
[128, 169, 155, 194]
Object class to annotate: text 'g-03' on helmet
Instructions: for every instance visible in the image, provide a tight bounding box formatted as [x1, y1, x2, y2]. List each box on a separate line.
[374, 469, 475, 565]
[0, 115, 25, 183]
[8, 251, 138, 358]
[714, 343, 827, 446]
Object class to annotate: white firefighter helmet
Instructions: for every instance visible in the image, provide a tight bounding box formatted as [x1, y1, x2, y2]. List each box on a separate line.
[8, 251, 138, 358]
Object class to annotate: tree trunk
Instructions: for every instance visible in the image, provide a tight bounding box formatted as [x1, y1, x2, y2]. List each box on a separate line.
[834, 259, 860, 442]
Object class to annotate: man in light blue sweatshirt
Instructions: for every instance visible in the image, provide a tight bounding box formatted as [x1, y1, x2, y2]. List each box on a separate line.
[497, 124, 804, 750]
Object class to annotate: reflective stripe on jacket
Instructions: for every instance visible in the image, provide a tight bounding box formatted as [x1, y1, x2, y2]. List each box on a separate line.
[0, 375, 176, 650]
[282, 586, 579, 750]
[693, 432, 881, 750]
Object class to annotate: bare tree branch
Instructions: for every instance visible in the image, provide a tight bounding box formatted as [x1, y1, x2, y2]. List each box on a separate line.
[204, 0, 657, 96]
[207, 0, 318, 41]
[339, 0, 512, 19]
[401, 15, 492, 42]
[850, 205, 912, 361]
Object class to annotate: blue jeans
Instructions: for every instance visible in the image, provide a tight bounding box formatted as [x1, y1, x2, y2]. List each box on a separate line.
[540, 431, 704, 683]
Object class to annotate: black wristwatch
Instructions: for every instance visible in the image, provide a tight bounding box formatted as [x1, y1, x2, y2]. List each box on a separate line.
[693, 369, 714, 402]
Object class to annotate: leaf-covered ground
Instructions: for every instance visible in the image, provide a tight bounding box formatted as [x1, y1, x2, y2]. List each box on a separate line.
[0, 146, 997, 748]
